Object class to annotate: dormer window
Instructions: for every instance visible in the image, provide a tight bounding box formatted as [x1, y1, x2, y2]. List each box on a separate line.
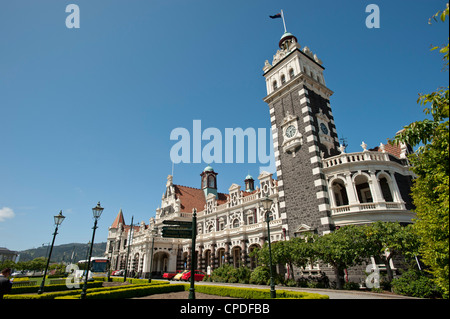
[281, 74, 286, 84]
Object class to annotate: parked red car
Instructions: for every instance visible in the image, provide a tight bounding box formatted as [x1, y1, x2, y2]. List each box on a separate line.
[181, 270, 206, 281]
[163, 270, 182, 280]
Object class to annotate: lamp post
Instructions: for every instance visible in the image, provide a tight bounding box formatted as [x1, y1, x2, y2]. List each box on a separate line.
[188, 208, 197, 300]
[148, 225, 157, 283]
[261, 196, 276, 299]
[80, 201, 104, 299]
[37, 210, 65, 294]
[124, 215, 134, 282]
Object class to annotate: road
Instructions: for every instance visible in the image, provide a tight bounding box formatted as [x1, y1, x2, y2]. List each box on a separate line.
[166, 279, 418, 299]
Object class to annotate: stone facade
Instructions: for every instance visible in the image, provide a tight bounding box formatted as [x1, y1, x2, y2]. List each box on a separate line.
[105, 30, 416, 283]
[106, 170, 284, 278]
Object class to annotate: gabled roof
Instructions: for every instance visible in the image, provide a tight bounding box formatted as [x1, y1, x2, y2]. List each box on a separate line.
[173, 185, 231, 213]
[174, 185, 206, 213]
[111, 208, 125, 228]
[371, 143, 403, 158]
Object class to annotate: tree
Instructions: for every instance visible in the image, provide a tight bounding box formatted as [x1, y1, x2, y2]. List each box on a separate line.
[391, 3, 449, 299]
[290, 236, 317, 278]
[314, 225, 369, 289]
[363, 222, 419, 283]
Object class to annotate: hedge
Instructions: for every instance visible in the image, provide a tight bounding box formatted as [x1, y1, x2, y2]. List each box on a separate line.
[9, 281, 104, 294]
[5, 282, 171, 299]
[93, 277, 166, 285]
[6, 282, 328, 300]
[183, 284, 329, 299]
[55, 284, 186, 299]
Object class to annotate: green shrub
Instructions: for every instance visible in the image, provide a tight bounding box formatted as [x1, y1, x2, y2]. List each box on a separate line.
[10, 281, 103, 294]
[5, 282, 172, 299]
[391, 269, 442, 298]
[210, 264, 235, 283]
[249, 266, 271, 285]
[285, 279, 297, 287]
[80, 284, 185, 299]
[343, 282, 360, 290]
[191, 284, 328, 299]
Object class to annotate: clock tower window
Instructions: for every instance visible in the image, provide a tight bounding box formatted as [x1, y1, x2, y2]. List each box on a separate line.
[289, 68, 295, 79]
[273, 80, 278, 90]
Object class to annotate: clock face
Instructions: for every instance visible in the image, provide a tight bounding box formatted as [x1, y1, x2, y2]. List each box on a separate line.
[285, 125, 296, 138]
[320, 123, 329, 135]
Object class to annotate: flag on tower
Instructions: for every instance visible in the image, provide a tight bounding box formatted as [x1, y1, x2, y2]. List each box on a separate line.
[269, 13, 282, 19]
[269, 10, 287, 33]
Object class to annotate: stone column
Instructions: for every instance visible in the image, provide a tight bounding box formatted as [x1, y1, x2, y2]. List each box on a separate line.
[225, 242, 230, 264]
[369, 170, 384, 203]
[241, 240, 247, 267]
[210, 244, 216, 271]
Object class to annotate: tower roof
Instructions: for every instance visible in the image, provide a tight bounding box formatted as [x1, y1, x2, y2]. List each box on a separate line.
[203, 164, 214, 172]
[279, 32, 298, 49]
[111, 208, 125, 228]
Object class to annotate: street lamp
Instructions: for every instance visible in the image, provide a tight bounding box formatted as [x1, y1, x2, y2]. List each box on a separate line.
[37, 210, 65, 294]
[80, 201, 104, 299]
[261, 196, 276, 299]
[124, 215, 134, 282]
[148, 225, 157, 283]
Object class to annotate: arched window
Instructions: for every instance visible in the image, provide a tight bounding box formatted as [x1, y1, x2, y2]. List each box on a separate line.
[207, 175, 215, 188]
[331, 179, 349, 206]
[354, 175, 373, 203]
[273, 80, 278, 90]
[281, 74, 286, 84]
[289, 68, 294, 78]
[379, 176, 393, 202]
[232, 219, 240, 228]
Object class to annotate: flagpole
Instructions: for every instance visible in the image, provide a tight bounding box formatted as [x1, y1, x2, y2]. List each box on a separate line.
[281, 9, 287, 33]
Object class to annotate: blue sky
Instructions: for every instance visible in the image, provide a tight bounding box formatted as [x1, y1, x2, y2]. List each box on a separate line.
[0, 0, 448, 252]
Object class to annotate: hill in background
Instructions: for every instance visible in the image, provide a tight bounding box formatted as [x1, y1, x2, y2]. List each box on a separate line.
[18, 242, 107, 263]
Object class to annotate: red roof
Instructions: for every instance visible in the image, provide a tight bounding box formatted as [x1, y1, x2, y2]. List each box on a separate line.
[371, 143, 402, 158]
[174, 185, 206, 213]
[110, 209, 125, 228]
[173, 185, 231, 212]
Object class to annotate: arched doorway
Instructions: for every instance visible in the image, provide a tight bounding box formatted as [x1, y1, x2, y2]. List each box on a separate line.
[182, 251, 188, 270]
[132, 253, 139, 277]
[231, 246, 241, 268]
[204, 249, 211, 271]
[153, 251, 169, 276]
[216, 248, 225, 267]
[248, 244, 261, 269]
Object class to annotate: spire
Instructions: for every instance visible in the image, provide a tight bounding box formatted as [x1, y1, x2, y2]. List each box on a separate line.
[200, 165, 218, 199]
[111, 208, 125, 228]
[245, 173, 255, 192]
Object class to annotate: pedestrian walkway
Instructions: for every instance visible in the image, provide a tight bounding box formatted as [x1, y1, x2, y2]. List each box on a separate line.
[167, 280, 418, 299]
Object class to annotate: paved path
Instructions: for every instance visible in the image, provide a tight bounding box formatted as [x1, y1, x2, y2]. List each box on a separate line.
[165, 280, 418, 299]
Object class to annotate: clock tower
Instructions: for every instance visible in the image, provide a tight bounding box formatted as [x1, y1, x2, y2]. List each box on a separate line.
[263, 32, 340, 237]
